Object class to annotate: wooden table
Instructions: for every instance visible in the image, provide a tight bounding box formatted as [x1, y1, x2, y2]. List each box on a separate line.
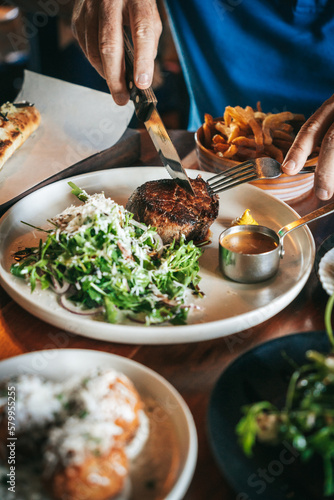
[0, 129, 332, 500]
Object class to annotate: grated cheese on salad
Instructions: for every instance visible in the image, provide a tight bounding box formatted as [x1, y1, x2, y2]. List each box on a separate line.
[11, 183, 203, 325]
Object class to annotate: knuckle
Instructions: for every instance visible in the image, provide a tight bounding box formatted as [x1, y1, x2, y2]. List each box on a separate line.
[317, 172, 329, 185]
[302, 117, 322, 135]
[99, 40, 117, 56]
[315, 158, 334, 188]
[317, 159, 334, 178]
[133, 23, 155, 42]
[323, 128, 334, 148]
[316, 172, 334, 195]
[290, 143, 305, 157]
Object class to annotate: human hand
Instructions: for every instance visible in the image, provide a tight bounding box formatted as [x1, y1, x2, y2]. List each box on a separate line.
[282, 95, 334, 200]
[71, 0, 162, 105]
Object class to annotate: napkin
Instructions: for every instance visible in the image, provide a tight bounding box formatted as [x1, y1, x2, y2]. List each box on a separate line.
[0, 70, 134, 207]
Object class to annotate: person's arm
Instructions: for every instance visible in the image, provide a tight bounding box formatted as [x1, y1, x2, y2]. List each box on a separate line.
[71, 0, 162, 105]
[282, 95, 334, 200]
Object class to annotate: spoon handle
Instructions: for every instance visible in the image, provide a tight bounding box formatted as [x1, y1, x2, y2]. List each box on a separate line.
[299, 165, 316, 174]
[278, 201, 334, 240]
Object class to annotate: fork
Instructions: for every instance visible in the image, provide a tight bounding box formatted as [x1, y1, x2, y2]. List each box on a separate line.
[207, 157, 317, 194]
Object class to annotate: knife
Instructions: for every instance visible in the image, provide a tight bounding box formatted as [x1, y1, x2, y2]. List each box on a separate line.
[123, 31, 194, 196]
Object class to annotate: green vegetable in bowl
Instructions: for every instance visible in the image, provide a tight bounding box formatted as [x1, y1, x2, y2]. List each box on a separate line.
[236, 293, 334, 496]
[10, 182, 203, 326]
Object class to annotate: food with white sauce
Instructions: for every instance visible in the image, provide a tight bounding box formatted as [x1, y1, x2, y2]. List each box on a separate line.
[1, 374, 63, 433]
[0, 101, 41, 170]
[0, 374, 64, 459]
[0, 369, 149, 500]
[11, 183, 203, 326]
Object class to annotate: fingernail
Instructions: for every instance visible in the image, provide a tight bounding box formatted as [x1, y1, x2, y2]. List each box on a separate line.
[315, 187, 330, 200]
[282, 159, 296, 172]
[136, 73, 150, 86]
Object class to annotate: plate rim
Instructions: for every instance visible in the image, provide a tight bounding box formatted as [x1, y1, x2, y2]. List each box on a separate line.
[0, 166, 315, 344]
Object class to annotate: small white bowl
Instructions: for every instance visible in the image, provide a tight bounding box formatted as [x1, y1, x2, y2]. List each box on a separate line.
[319, 247, 334, 296]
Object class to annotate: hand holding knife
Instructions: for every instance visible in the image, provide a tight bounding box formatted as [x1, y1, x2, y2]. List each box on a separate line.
[123, 30, 195, 196]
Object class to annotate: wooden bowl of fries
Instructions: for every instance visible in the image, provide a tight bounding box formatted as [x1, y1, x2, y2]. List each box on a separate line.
[195, 104, 318, 201]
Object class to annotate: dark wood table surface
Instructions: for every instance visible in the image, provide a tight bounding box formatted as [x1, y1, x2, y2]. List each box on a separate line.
[0, 129, 333, 500]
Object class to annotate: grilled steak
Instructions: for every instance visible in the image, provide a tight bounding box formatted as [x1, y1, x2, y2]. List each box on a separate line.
[126, 176, 219, 244]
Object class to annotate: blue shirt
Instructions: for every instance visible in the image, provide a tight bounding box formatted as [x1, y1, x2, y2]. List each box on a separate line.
[164, 0, 334, 130]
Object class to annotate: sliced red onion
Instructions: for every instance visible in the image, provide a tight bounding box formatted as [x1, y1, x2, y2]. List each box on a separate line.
[158, 297, 178, 307]
[152, 290, 178, 307]
[130, 219, 164, 255]
[130, 219, 147, 231]
[59, 295, 104, 315]
[151, 233, 164, 256]
[50, 276, 70, 295]
[117, 241, 133, 260]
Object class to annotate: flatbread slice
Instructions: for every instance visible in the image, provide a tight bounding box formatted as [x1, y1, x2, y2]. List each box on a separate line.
[0, 102, 41, 170]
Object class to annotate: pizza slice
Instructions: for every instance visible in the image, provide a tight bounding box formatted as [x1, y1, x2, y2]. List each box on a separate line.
[0, 101, 41, 170]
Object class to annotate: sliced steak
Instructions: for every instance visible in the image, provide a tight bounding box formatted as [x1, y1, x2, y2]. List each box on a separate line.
[126, 176, 219, 244]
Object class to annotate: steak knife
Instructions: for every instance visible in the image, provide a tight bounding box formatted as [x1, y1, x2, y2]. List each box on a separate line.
[123, 31, 194, 196]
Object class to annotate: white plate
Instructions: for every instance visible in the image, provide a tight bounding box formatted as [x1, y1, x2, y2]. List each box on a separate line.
[0, 349, 197, 500]
[0, 167, 315, 344]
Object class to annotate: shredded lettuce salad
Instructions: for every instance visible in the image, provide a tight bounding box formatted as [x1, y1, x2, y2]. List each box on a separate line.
[11, 182, 204, 325]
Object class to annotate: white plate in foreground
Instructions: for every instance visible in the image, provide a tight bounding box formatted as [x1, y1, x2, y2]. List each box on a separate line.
[0, 349, 197, 500]
[0, 167, 315, 344]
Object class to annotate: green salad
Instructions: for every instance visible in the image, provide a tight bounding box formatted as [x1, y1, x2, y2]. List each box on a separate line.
[11, 182, 203, 325]
[236, 293, 334, 496]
